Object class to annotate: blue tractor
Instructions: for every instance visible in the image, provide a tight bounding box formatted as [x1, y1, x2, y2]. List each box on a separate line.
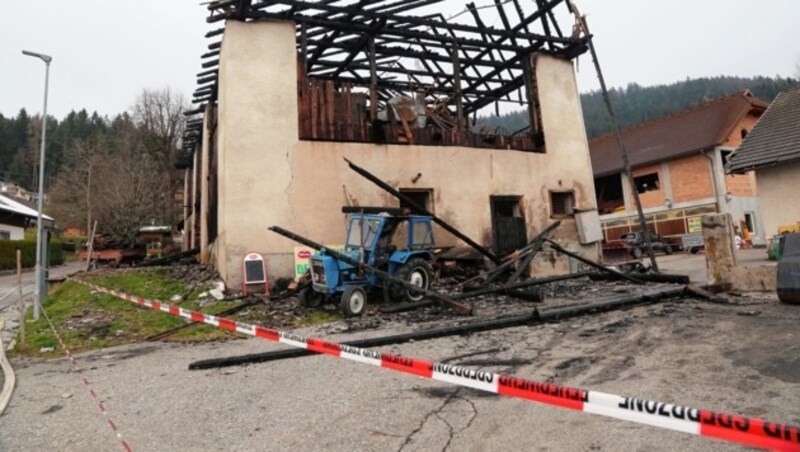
[300, 207, 436, 317]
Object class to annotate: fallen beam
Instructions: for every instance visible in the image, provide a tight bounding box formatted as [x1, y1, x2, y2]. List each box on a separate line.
[269, 225, 473, 315]
[345, 158, 500, 264]
[188, 285, 686, 370]
[462, 221, 560, 288]
[139, 248, 200, 267]
[544, 239, 644, 285]
[501, 288, 543, 302]
[453, 272, 591, 299]
[505, 221, 561, 284]
[588, 273, 690, 285]
[685, 284, 727, 303]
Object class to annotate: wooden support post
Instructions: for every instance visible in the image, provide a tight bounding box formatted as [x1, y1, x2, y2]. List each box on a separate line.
[369, 37, 378, 121]
[300, 19, 309, 72]
[521, 53, 538, 136]
[451, 43, 463, 130]
[325, 80, 335, 138]
[343, 83, 351, 141]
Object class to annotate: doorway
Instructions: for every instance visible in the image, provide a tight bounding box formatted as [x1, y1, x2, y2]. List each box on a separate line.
[490, 196, 527, 256]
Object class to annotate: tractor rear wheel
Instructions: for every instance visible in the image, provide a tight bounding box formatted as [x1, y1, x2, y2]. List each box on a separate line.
[340, 286, 367, 317]
[391, 258, 432, 303]
[299, 287, 323, 308]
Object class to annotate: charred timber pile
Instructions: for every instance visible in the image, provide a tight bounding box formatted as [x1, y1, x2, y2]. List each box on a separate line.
[188, 285, 688, 370]
[88, 235, 139, 250]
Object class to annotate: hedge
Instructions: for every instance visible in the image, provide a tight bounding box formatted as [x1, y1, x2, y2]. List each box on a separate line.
[0, 240, 65, 271]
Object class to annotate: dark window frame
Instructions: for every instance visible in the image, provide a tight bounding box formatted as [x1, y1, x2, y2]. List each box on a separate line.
[549, 190, 575, 218]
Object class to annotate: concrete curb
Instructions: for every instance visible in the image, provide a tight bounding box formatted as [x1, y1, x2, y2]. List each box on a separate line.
[0, 320, 17, 417]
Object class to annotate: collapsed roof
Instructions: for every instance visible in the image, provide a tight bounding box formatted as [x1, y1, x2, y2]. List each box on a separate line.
[178, 0, 590, 168]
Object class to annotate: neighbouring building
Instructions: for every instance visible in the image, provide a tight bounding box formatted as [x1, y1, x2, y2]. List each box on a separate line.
[0, 179, 35, 203]
[590, 91, 768, 245]
[726, 84, 800, 240]
[0, 194, 54, 240]
[177, 1, 604, 288]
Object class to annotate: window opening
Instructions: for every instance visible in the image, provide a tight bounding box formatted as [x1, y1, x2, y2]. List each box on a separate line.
[633, 173, 660, 193]
[550, 191, 575, 217]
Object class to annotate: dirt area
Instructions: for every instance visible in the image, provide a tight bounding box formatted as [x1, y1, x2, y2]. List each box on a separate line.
[1, 259, 798, 450]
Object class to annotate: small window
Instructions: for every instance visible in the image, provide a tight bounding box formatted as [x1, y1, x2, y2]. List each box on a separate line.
[400, 189, 433, 213]
[633, 173, 660, 193]
[550, 191, 575, 217]
[0, 230, 10, 240]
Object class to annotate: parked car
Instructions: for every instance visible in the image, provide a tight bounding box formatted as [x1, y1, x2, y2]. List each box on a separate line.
[604, 231, 676, 260]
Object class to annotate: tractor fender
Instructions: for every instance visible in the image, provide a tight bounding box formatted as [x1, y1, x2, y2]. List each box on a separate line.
[388, 251, 433, 273]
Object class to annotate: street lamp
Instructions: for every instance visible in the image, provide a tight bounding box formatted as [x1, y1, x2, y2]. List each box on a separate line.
[22, 49, 52, 321]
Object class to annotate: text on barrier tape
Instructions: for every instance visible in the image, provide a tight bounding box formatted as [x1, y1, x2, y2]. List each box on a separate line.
[75, 279, 800, 451]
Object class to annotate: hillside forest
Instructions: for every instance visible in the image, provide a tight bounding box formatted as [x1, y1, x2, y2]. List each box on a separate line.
[0, 76, 797, 239]
[477, 75, 798, 138]
[0, 88, 188, 241]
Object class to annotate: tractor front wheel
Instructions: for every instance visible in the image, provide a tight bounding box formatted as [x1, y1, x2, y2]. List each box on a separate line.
[299, 287, 324, 308]
[392, 258, 432, 303]
[340, 286, 367, 317]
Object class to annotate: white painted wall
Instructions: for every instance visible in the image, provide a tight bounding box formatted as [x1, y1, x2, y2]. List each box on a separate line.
[0, 224, 24, 240]
[214, 20, 599, 287]
[756, 161, 800, 239]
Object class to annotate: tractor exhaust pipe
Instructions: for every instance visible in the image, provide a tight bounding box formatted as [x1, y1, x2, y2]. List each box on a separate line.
[269, 226, 474, 315]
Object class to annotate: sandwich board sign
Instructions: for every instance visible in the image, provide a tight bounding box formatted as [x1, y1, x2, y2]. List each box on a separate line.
[242, 252, 268, 295]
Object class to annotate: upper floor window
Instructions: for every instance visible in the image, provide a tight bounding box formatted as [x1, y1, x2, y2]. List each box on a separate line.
[634, 173, 660, 193]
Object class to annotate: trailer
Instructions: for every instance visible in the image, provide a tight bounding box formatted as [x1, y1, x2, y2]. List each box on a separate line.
[79, 248, 145, 268]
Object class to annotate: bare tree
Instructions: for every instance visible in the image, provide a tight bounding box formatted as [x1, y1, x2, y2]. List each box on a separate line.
[92, 129, 168, 242]
[132, 87, 187, 224]
[47, 135, 106, 232]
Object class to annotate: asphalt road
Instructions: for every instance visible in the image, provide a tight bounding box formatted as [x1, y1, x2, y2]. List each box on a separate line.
[1, 289, 798, 451]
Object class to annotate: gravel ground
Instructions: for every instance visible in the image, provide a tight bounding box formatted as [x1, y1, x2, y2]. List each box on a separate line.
[1, 287, 798, 451]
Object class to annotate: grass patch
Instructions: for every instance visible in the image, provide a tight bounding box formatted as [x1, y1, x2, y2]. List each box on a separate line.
[9, 268, 344, 359]
[10, 269, 239, 358]
[292, 310, 341, 328]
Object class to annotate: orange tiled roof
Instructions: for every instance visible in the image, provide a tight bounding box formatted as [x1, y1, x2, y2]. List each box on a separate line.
[589, 91, 768, 177]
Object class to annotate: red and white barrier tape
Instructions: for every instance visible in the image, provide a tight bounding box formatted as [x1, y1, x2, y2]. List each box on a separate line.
[40, 305, 132, 452]
[76, 279, 800, 451]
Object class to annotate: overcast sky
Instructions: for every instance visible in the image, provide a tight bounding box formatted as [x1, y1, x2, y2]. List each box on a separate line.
[1, 0, 798, 119]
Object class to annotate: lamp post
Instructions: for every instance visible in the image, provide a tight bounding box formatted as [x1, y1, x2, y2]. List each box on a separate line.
[22, 49, 52, 321]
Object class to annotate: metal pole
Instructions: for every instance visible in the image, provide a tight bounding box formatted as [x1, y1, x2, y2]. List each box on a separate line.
[23, 50, 52, 320]
[16, 250, 24, 346]
[566, 4, 659, 272]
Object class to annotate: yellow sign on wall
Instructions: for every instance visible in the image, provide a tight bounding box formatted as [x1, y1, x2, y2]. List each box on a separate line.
[687, 216, 703, 233]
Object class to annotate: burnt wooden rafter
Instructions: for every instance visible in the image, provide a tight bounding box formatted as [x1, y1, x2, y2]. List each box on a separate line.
[180, 0, 588, 167]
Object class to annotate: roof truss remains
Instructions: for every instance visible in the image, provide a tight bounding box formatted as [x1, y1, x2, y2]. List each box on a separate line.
[179, 0, 589, 167]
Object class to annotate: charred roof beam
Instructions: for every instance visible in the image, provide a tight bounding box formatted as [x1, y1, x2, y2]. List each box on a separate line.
[210, 0, 580, 46]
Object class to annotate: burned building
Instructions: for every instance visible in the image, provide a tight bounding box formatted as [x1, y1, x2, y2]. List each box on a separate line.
[178, 0, 602, 288]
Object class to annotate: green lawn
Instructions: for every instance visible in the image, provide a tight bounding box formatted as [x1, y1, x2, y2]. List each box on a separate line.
[11, 269, 241, 358]
[9, 267, 342, 358]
